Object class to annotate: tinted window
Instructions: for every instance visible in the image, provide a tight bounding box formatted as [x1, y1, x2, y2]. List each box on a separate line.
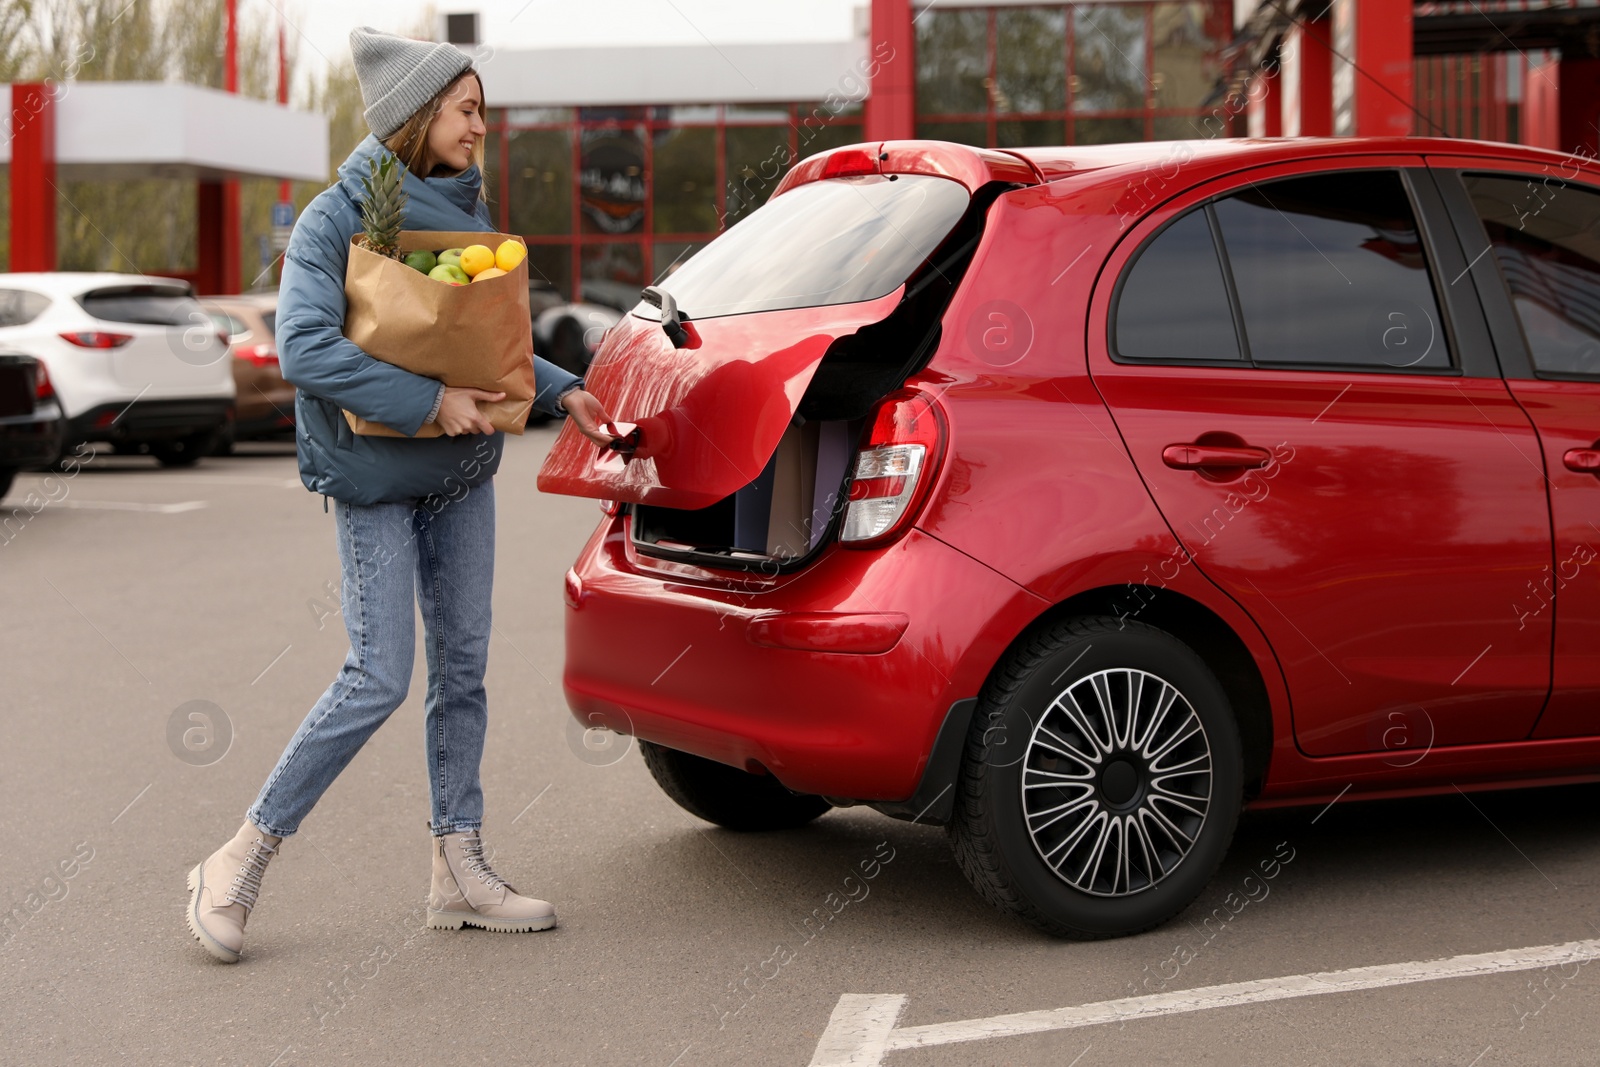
[80, 286, 206, 328]
[649, 174, 970, 319]
[0, 288, 51, 327]
[1464, 174, 1600, 377]
[1213, 171, 1450, 369]
[208, 313, 247, 338]
[1116, 206, 1241, 360]
[260, 310, 277, 338]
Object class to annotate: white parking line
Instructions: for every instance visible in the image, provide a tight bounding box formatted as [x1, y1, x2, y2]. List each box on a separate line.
[809, 939, 1600, 1065]
[35, 499, 208, 513]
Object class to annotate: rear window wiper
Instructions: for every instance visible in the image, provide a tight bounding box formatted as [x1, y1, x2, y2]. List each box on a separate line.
[641, 286, 690, 349]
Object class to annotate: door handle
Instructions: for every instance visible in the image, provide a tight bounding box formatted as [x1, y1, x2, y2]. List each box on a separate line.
[1563, 448, 1600, 473]
[1162, 443, 1273, 471]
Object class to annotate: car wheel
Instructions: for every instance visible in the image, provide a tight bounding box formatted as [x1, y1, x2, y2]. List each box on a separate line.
[547, 318, 589, 377]
[150, 431, 214, 468]
[0, 466, 15, 501]
[640, 740, 832, 831]
[949, 616, 1242, 939]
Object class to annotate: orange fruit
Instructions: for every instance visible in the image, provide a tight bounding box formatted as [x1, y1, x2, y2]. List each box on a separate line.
[471, 267, 507, 283]
[459, 244, 495, 277]
[494, 239, 527, 272]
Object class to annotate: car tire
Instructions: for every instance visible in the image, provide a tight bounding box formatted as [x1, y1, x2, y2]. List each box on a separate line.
[547, 318, 589, 378]
[0, 466, 15, 501]
[151, 431, 215, 468]
[640, 740, 832, 831]
[948, 616, 1242, 939]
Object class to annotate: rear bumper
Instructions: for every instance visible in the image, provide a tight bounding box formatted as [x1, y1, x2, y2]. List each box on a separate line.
[0, 404, 65, 467]
[232, 370, 296, 436]
[563, 516, 1043, 801]
[66, 398, 233, 445]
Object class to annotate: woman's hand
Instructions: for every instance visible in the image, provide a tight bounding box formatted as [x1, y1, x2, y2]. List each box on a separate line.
[559, 389, 618, 447]
[434, 386, 503, 435]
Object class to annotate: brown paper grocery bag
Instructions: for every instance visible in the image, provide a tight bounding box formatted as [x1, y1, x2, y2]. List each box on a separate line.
[341, 230, 536, 437]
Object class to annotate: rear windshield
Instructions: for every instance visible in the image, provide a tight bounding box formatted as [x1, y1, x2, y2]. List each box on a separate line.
[260, 310, 276, 337]
[79, 286, 206, 327]
[646, 174, 971, 319]
[0, 288, 50, 327]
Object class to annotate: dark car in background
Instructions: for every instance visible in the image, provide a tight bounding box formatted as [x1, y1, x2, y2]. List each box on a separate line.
[0, 351, 65, 499]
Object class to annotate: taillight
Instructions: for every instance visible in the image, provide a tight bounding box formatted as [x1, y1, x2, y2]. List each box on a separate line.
[59, 331, 132, 348]
[839, 388, 947, 546]
[821, 147, 881, 180]
[34, 362, 54, 401]
[236, 343, 278, 367]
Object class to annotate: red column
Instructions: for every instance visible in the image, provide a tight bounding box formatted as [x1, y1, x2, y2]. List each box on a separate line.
[9, 82, 57, 272]
[195, 181, 239, 295]
[1248, 66, 1282, 138]
[1524, 57, 1560, 149]
[865, 0, 916, 143]
[1282, 16, 1333, 137]
[1333, 0, 1413, 137]
[1558, 59, 1600, 159]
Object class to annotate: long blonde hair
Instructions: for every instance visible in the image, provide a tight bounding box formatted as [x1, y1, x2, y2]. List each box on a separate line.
[382, 70, 488, 201]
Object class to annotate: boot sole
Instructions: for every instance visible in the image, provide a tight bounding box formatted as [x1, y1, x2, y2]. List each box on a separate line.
[186, 863, 242, 963]
[426, 908, 557, 933]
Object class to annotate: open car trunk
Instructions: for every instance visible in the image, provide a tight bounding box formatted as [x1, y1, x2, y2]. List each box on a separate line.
[537, 161, 1014, 568]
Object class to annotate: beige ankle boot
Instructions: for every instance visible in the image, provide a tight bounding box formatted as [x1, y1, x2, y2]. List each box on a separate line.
[427, 829, 556, 933]
[186, 820, 281, 963]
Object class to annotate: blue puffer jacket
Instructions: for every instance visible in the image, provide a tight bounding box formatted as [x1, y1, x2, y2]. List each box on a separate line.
[278, 135, 580, 505]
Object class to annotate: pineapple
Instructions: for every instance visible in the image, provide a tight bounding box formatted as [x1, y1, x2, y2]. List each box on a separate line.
[357, 154, 407, 259]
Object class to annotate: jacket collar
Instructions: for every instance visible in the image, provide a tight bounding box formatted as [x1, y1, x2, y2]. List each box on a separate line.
[336, 135, 486, 231]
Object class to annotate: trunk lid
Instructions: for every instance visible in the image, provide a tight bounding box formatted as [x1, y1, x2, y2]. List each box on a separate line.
[538, 165, 980, 510]
[537, 289, 901, 510]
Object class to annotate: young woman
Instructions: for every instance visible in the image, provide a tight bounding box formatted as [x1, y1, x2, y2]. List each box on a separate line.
[186, 26, 614, 963]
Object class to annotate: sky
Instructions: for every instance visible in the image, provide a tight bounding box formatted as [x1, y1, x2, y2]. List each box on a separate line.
[276, 0, 865, 79]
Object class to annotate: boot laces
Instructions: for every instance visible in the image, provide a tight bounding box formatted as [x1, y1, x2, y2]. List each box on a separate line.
[459, 832, 509, 891]
[225, 836, 277, 911]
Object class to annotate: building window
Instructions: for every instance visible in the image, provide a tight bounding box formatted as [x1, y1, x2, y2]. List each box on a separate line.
[487, 103, 862, 304]
[914, 2, 1229, 148]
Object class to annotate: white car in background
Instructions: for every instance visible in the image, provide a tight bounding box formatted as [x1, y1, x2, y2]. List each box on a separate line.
[0, 273, 235, 467]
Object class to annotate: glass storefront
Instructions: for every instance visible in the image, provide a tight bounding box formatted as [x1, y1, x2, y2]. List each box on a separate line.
[485, 3, 1228, 305]
[914, 2, 1232, 147]
[485, 103, 864, 304]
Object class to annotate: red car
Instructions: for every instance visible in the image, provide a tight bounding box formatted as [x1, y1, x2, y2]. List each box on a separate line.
[538, 137, 1600, 939]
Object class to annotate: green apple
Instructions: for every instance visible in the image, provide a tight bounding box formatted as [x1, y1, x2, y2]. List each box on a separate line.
[437, 247, 465, 269]
[428, 263, 470, 285]
[403, 249, 437, 274]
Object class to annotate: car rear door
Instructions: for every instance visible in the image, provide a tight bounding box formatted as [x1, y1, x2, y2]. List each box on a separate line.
[77, 284, 231, 392]
[1432, 157, 1600, 739]
[537, 146, 1033, 510]
[1087, 156, 1554, 756]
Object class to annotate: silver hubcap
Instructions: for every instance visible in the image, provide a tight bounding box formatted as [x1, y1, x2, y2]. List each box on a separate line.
[1021, 667, 1213, 897]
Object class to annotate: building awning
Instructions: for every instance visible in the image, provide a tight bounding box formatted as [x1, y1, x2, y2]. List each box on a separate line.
[0, 82, 328, 182]
[477, 39, 871, 108]
[1414, 4, 1600, 57]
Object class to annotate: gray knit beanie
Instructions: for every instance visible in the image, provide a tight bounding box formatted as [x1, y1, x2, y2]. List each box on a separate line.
[349, 26, 474, 139]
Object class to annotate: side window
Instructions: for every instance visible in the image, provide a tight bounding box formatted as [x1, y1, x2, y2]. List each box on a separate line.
[0, 289, 51, 328]
[1114, 206, 1242, 361]
[1212, 170, 1451, 370]
[1463, 174, 1600, 378]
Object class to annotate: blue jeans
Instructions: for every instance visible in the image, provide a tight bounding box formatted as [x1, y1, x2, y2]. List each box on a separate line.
[248, 480, 496, 837]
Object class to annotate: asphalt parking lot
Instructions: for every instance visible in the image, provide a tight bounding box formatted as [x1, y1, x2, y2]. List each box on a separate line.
[2, 425, 1597, 1066]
